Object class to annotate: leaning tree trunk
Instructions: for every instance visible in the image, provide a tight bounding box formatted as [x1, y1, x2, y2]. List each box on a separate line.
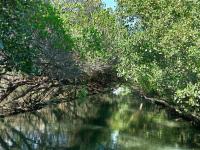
[0, 49, 78, 116]
[0, 48, 117, 117]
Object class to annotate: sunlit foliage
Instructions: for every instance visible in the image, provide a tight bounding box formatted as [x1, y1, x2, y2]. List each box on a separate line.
[2, 0, 200, 114]
[116, 0, 200, 113]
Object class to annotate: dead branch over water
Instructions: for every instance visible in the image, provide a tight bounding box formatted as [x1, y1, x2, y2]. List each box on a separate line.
[0, 52, 77, 116]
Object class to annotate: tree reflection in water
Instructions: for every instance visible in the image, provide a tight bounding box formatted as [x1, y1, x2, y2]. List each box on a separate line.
[0, 93, 199, 150]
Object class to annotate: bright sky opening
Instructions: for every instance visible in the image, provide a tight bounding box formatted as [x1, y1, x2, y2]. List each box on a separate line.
[102, 0, 117, 10]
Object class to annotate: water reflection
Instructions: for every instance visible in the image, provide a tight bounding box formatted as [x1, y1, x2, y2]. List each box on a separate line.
[0, 93, 200, 150]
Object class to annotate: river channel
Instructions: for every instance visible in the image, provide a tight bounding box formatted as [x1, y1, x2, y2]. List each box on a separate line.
[0, 91, 199, 150]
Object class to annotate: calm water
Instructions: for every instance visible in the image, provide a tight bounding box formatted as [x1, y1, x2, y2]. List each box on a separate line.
[0, 92, 200, 150]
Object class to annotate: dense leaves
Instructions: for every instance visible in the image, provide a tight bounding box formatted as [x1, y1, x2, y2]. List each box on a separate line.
[2, 0, 200, 115]
[117, 0, 200, 113]
[0, 0, 73, 73]
[55, 0, 121, 61]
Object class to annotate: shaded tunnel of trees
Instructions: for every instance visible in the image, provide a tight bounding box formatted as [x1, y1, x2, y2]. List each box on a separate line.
[1, 0, 200, 122]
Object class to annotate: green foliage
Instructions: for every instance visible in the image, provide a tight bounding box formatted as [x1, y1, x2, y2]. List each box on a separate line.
[56, 1, 121, 61]
[80, 26, 105, 58]
[31, 2, 73, 51]
[116, 0, 200, 113]
[175, 83, 200, 112]
[3, 0, 200, 115]
[0, 0, 35, 72]
[0, 0, 73, 73]
[76, 86, 89, 104]
[1, 0, 120, 73]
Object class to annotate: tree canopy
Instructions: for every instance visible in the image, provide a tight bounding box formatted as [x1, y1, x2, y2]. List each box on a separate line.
[1, 0, 200, 115]
[117, 0, 200, 113]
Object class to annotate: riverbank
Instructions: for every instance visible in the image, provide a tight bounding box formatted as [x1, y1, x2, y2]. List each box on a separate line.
[0, 64, 118, 117]
[1, 67, 200, 128]
[142, 94, 200, 126]
[130, 85, 200, 127]
[0, 89, 199, 150]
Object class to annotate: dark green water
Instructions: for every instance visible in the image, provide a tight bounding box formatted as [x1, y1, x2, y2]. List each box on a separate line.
[0, 93, 200, 150]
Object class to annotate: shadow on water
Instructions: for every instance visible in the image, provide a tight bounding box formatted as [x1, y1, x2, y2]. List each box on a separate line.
[0, 93, 200, 150]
